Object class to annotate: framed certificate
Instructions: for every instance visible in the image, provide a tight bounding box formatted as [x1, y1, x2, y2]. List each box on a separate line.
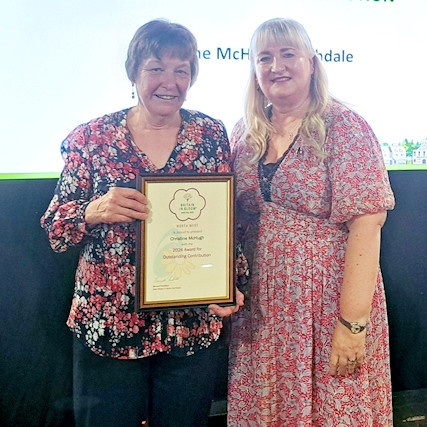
[135, 174, 235, 311]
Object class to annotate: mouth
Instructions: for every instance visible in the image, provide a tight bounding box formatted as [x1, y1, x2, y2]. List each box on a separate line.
[155, 94, 178, 100]
[271, 76, 291, 83]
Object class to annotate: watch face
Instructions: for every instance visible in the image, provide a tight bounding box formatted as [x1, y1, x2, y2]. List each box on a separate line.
[338, 316, 365, 334]
[350, 324, 362, 334]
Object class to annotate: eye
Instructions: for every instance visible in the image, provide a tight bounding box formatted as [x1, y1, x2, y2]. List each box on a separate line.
[142, 67, 163, 74]
[258, 55, 272, 64]
[176, 68, 190, 76]
[283, 52, 295, 59]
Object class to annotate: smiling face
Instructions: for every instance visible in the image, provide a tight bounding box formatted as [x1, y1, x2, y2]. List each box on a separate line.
[255, 44, 314, 108]
[134, 54, 192, 118]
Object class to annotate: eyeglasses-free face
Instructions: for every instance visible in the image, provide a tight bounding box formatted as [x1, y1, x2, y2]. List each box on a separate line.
[255, 45, 314, 107]
[134, 54, 192, 118]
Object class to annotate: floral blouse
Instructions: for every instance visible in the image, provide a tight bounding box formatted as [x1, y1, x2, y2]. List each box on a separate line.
[40, 108, 231, 359]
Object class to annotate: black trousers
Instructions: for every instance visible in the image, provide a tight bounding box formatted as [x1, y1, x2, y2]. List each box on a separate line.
[73, 336, 221, 427]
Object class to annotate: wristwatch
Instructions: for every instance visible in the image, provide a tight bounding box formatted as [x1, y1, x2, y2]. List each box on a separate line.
[338, 316, 366, 334]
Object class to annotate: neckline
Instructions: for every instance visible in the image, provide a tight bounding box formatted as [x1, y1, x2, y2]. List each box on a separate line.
[262, 138, 297, 166]
[124, 109, 184, 171]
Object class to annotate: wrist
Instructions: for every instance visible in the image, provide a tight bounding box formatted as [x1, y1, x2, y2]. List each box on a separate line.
[337, 315, 367, 334]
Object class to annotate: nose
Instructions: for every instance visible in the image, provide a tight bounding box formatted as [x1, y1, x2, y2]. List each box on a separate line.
[271, 57, 286, 73]
[160, 70, 179, 87]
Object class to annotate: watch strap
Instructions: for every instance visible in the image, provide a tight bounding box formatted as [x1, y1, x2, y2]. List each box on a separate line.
[338, 316, 366, 334]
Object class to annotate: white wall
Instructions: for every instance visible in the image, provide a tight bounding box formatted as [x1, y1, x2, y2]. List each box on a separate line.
[1, 0, 425, 174]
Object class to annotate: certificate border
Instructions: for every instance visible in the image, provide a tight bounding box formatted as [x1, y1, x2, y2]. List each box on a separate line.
[135, 174, 235, 311]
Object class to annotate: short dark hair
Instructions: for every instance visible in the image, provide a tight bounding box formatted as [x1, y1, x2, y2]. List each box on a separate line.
[125, 19, 199, 86]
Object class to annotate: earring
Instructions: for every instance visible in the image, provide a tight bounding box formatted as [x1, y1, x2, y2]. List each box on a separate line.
[131, 84, 135, 100]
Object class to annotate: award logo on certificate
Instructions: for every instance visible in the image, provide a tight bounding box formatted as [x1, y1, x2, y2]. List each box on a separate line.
[135, 174, 235, 311]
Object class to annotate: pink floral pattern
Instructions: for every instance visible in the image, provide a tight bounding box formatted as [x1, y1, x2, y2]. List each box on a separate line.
[40, 108, 230, 359]
[228, 101, 395, 426]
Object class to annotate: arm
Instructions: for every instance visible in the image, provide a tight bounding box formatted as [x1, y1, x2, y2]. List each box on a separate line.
[40, 123, 149, 252]
[329, 211, 386, 375]
[40, 126, 98, 252]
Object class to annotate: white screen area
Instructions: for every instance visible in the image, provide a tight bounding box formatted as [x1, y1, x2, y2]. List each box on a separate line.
[1, 0, 425, 175]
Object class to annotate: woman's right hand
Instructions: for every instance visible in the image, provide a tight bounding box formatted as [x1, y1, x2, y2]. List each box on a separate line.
[85, 187, 149, 226]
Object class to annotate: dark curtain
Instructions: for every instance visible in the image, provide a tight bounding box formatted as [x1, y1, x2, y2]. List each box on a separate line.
[381, 171, 427, 391]
[0, 179, 78, 427]
[1, 172, 427, 426]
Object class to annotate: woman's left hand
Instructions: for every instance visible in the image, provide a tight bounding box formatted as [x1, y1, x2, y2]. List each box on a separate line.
[208, 289, 244, 317]
[328, 321, 366, 376]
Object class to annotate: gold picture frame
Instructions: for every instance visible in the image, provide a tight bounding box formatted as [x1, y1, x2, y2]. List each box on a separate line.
[135, 174, 235, 311]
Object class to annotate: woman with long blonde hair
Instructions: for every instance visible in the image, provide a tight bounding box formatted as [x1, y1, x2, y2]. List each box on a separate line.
[228, 18, 395, 426]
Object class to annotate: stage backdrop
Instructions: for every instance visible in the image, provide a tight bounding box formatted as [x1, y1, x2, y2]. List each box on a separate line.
[0, 0, 426, 177]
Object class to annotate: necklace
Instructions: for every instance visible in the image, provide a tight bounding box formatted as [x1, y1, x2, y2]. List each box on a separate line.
[274, 118, 303, 142]
[288, 122, 301, 142]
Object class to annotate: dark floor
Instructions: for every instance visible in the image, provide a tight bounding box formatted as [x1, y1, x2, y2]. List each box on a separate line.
[208, 415, 226, 427]
[207, 388, 427, 426]
[208, 398, 227, 426]
[392, 388, 427, 426]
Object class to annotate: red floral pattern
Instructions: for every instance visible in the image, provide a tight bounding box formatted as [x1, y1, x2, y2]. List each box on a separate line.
[41, 108, 230, 359]
[227, 101, 395, 426]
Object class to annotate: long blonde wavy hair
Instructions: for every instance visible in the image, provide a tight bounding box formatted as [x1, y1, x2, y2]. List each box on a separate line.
[243, 18, 330, 165]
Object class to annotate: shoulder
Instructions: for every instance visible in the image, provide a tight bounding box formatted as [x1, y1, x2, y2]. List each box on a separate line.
[79, 108, 129, 131]
[324, 100, 382, 158]
[62, 108, 130, 151]
[231, 118, 245, 138]
[324, 99, 371, 131]
[230, 118, 247, 150]
[181, 109, 226, 130]
[66, 109, 130, 138]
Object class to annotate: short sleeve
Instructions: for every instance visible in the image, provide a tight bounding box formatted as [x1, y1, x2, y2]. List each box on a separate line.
[326, 105, 395, 224]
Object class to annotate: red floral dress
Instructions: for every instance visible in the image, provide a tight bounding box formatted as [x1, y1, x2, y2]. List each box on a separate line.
[227, 101, 395, 426]
[40, 108, 230, 359]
